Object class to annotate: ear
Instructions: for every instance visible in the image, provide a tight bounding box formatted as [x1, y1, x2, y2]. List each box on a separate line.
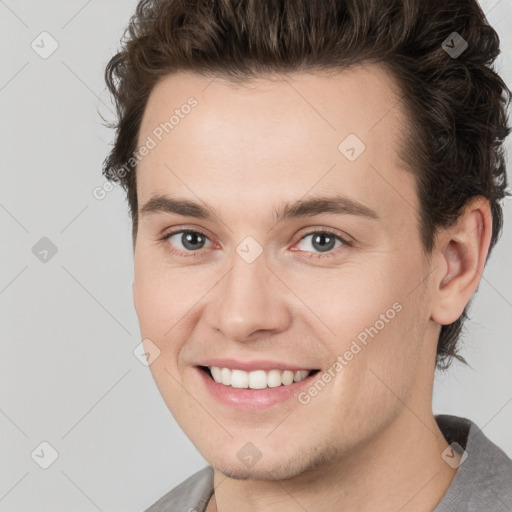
[430, 197, 493, 325]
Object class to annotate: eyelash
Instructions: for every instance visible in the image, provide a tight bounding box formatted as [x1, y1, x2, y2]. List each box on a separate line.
[159, 227, 353, 260]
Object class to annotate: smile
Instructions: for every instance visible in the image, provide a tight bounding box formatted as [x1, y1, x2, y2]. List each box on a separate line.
[206, 366, 316, 389]
[197, 365, 322, 411]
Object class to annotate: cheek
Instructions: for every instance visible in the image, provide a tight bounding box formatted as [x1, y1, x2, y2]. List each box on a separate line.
[285, 263, 397, 338]
[133, 249, 214, 355]
[133, 255, 194, 404]
[290, 259, 422, 377]
[133, 254, 160, 332]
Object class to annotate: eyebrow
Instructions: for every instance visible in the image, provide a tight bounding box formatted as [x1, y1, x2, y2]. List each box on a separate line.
[139, 193, 379, 223]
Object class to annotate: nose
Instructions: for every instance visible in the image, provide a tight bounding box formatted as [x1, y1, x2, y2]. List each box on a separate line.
[205, 250, 292, 342]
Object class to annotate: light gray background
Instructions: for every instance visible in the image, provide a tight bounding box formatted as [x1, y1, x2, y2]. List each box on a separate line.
[1, 1, 511, 511]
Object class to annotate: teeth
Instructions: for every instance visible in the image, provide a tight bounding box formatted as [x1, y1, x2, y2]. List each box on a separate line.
[208, 366, 311, 389]
[231, 369, 249, 388]
[267, 369, 284, 388]
[249, 370, 267, 389]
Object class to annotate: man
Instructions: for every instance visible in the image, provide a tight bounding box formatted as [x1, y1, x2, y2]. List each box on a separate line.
[102, 0, 512, 510]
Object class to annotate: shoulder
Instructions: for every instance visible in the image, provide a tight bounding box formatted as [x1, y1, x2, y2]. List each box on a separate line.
[143, 465, 214, 512]
[435, 414, 512, 511]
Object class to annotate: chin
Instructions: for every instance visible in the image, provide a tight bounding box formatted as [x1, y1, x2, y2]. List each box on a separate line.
[217, 465, 298, 481]
[208, 453, 315, 482]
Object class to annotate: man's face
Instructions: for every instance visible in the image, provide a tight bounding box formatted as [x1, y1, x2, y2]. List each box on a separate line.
[133, 66, 437, 479]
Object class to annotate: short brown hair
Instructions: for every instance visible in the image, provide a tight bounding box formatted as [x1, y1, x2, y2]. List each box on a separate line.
[102, 0, 511, 369]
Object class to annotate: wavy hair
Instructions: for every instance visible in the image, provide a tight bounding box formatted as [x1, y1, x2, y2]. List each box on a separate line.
[102, 0, 511, 369]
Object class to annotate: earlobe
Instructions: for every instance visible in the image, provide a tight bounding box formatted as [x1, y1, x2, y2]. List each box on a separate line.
[431, 197, 492, 325]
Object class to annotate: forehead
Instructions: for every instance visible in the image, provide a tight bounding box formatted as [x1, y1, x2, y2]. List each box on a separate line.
[135, 65, 417, 224]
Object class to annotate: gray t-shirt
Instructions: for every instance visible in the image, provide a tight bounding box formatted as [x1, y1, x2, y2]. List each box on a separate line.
[144, 415, 512, 511]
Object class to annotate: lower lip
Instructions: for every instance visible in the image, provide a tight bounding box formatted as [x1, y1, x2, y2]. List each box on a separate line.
[196, 367, 320, 411]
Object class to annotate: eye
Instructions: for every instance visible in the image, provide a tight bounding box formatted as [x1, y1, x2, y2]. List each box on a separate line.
[159, 227, 351, 259]
[293, 229, 350, 257]
[163, 229, 213, 254]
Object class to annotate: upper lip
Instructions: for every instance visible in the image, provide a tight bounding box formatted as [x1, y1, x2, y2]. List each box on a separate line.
[197, 358, 319, 372]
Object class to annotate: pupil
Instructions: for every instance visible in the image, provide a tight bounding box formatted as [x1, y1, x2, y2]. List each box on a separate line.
[313, 233, 335, 252]
[182, 231, 205, 250]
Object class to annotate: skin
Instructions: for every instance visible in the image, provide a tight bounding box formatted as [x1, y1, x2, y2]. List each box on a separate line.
[132, 65, 491, 511]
